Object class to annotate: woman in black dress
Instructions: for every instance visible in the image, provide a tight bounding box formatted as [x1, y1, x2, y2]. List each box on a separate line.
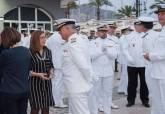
[29, 31, 54, 114]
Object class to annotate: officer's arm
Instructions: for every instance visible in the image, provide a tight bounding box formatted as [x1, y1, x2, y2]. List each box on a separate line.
[149, 37, 165, 62]
[149, 51, 165, 61]
[90, 49, 104, 61]
[106, 46, 118, 60]
[122, 39, 134, 63]
[89, 42, 104, 61]
[68, 38, 93, 83]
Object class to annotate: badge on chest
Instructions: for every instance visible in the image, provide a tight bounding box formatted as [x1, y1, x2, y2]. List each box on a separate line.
[63, 49, 70, 57]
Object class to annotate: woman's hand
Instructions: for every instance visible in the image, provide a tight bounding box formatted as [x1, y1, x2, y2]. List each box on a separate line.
[49, 69, 55, 79]
[38, 73, 51, 80]
[30, 71, 53, 80]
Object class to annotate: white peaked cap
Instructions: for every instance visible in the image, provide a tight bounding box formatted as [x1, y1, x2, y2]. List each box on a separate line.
[55, 18, 76, 30]
[138, 16, 157, 22]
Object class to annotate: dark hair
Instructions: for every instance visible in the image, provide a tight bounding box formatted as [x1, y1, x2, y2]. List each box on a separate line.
[141, 22, 153, 29]
[1, 27, 21, 48]
[30, 30, 45, 53]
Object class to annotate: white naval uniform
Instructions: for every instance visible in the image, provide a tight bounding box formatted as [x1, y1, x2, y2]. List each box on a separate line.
[21, 36, 31, 48]
[62, 33, 93, 114]
[107, 34, 120, 69]
[46, 32, 65, 107]
[117, 35, 128, 95]
[123, 31, 150, 104]
[90, 37, 118, 114]
[142, 29, 159, 99]
[123, 32, 145, 67]
[88, 39, 99, 114]
[148, 26, 165, 114]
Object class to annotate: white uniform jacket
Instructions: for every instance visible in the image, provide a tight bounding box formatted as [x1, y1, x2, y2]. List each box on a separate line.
[62, 33, 93, 94]
[107, 34, 119, 44]
[90, 37, 118, 77]
[118, 35, 129, 65]
[47, 32, 64, 69]
[149, 26, 165, 79]
[123, 32, 145, 67]
[142, 30, 159, 71]
[22, 36, 31, 48]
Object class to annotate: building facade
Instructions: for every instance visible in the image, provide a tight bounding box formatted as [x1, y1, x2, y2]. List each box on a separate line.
[0, 0, 67, 33]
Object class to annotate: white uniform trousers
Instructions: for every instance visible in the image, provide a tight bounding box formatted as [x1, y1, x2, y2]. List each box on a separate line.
[118, 64, 128, 95]
[145, 65, 153, 99]
[97, 76, 114, 114]
[151, 78, 165, 114]
[52, 69, 65, 106]
[69, 92, 90, 114]
[88, 82, 99, 114]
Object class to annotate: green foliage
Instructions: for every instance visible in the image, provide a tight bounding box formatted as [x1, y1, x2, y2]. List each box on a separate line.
[118, 5, 133, 18]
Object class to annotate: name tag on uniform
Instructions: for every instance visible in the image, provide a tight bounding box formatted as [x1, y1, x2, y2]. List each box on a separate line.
[63, 49, 69, 57]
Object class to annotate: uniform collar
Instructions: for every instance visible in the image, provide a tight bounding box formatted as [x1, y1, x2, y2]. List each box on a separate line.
[146, 29, 154, 34]
[68, 33, 77, 41]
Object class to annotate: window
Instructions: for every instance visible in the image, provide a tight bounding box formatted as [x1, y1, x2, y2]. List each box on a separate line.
[37, 10, 50, 21]
[21, 7, 35, 21]
[4, 6, 53, 32]
[4, 8, 18, 20]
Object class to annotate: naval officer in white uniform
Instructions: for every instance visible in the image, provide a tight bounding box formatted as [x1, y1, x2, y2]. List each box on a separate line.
[107, 23, 120, 109]
[118, 27, 132, 95]
[56, 19, 94, 114]
[138, 16, 159, 101]
[46, 32, 67, 108]
[143, 4, 165, 114]
[90, 25, 118, 114]
[124, 22, 150, 107]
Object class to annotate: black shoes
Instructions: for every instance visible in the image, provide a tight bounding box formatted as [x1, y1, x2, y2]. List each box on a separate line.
[126, 102, 135, 107]
[126, 102, 150, 108]
[142, 103, 150, 108]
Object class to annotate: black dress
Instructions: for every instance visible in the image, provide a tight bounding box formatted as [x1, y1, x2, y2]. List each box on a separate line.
[29, 47, 54, 108]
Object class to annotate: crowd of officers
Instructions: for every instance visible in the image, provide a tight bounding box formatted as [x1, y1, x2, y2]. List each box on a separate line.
[0, 3, 165, 114]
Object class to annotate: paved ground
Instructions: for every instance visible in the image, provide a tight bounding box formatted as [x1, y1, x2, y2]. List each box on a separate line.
[27, 72, 151, 114]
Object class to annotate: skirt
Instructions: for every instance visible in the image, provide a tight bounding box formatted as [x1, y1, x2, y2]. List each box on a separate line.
[29, 77, 55, 108]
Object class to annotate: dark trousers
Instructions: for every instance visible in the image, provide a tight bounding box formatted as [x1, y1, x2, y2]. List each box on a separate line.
[0, 92, 28, 114]
[127, 66, 149, 104]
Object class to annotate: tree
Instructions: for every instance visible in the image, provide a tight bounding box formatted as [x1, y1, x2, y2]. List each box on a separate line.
[150, 0, 165, 9]
[118, 5, 134, 18]
[89, 0, 113, 20]
[66, 1, 78, 19]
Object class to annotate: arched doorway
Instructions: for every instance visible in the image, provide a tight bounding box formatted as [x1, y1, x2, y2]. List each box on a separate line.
[4, 5, 53, 35]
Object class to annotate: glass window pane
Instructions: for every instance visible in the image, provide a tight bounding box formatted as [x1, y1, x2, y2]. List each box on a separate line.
[45, 24, 51, 31]
[21, 7, 35, 21]
[4, 23, 10, 28]
[37, 23, 44, 30]
[4, 8, 18, 20]
[37, 10, 50, 21]
[29, 23, 35, 29]
[12, 23, 18, 29]
[21, 23, 27, 29]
